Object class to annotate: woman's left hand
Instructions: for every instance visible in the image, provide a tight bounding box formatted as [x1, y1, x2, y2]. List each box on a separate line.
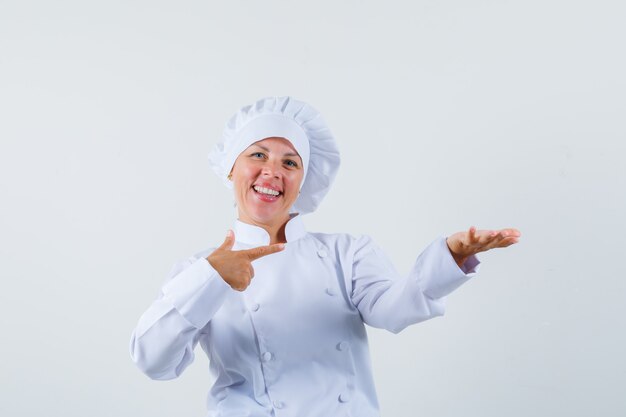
[446, 226, 521, 267]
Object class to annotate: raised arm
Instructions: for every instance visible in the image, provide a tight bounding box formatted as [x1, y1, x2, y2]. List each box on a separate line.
[349, 234, 481, 334]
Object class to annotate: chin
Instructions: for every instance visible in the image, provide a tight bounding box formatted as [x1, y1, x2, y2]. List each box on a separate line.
[243, 205, 287, 224]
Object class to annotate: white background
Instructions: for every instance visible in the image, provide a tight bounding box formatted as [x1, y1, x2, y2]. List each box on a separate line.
[1, 1, 625, 416]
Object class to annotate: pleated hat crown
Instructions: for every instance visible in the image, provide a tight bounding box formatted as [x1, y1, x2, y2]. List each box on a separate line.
[208, 96, 340, 215]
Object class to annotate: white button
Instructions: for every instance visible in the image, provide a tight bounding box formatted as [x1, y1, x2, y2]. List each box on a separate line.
[325, 287, 336, 296]
[251, 303, 260, 312]
[262, 351, 273, 362]
[273, 400, 284, 409]
[317, 249, 327, 258]
[339, 392, 351, 403]
[337, 341, 349, 351]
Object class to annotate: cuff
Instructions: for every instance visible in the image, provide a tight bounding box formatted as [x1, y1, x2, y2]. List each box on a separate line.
[415, 235, 481, 300]
[161, 257, 232, 329]
[460, 254, 480, 274]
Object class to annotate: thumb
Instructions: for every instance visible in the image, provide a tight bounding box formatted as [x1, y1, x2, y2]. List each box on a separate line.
[217, 229, 235, 251]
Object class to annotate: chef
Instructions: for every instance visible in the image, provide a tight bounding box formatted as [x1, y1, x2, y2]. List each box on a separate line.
[129, 96, 521, 417]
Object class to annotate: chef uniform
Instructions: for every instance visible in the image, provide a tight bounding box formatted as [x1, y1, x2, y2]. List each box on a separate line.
[130, 97, 481, 417]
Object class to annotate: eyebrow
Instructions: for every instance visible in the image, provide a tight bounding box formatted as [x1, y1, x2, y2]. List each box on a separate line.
[252, 144, 301, 158]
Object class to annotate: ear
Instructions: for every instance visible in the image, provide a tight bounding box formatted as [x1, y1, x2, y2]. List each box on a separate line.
[227, 164, 235, 181]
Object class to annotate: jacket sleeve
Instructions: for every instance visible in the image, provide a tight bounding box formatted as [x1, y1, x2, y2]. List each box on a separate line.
[349, 235, 480, 334]
[129, 254, 232, 380]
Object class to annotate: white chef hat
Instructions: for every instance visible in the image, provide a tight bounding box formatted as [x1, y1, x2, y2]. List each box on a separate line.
[208, 96, 340, 215]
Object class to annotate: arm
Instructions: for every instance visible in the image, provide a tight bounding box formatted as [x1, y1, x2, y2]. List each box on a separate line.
[349, 235, 480, 334]
[129, 230, 284, 380]
[129, 255, 231, 380]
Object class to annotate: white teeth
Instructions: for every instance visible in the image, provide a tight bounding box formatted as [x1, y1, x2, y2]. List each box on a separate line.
[254, 186, 280, 196]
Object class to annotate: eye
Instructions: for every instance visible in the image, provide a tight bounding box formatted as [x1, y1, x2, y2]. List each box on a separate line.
[251, 152, 265, 158]
[285, 160, 298, 168]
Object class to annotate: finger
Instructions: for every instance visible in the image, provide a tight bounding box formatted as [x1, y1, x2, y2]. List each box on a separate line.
[491, 236, 519, 249]
[468, 226, 477, 243]
[492, 231, 512, 247]
[479, 229, 520, 251]
[471, 226, 486, 244]
[243, 243, 285, 261]
[487, 229, 508, 243]
[507, 228, 522, 238]
[249, 264, 255, 279]
[502, 236, 520, 246]
[479, 230, 505, 249]
[217, 229, 236, 251]
[501, 228, 521, 238]
[499, 230, 518, 241]
[478, 230, 494, 245]
[475, 229, 502, 247]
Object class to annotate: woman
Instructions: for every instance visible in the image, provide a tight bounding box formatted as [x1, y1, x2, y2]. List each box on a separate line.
[130, 96, 521, 416]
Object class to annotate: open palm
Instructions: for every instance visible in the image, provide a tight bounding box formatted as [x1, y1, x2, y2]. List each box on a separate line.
[446, 226, 521, 264]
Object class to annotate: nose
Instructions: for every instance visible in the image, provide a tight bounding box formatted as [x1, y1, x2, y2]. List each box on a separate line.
[261, 161, 282, 179]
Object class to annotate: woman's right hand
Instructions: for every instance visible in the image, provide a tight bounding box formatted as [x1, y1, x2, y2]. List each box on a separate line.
[206, 230, 285, 291]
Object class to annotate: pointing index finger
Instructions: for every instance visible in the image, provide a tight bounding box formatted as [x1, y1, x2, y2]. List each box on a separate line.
[242, 243, 285, 261]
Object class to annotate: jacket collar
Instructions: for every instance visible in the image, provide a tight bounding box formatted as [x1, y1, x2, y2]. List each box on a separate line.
[233, 213, 307, 246]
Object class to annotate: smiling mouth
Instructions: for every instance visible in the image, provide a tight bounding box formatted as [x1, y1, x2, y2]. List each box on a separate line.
[252, 185, 283, 197]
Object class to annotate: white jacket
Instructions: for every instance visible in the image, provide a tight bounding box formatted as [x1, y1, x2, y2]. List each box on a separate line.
[130, 213, 480, 416]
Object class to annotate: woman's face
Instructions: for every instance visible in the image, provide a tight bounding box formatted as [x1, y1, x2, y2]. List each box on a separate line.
[230, 137, 304, 227]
